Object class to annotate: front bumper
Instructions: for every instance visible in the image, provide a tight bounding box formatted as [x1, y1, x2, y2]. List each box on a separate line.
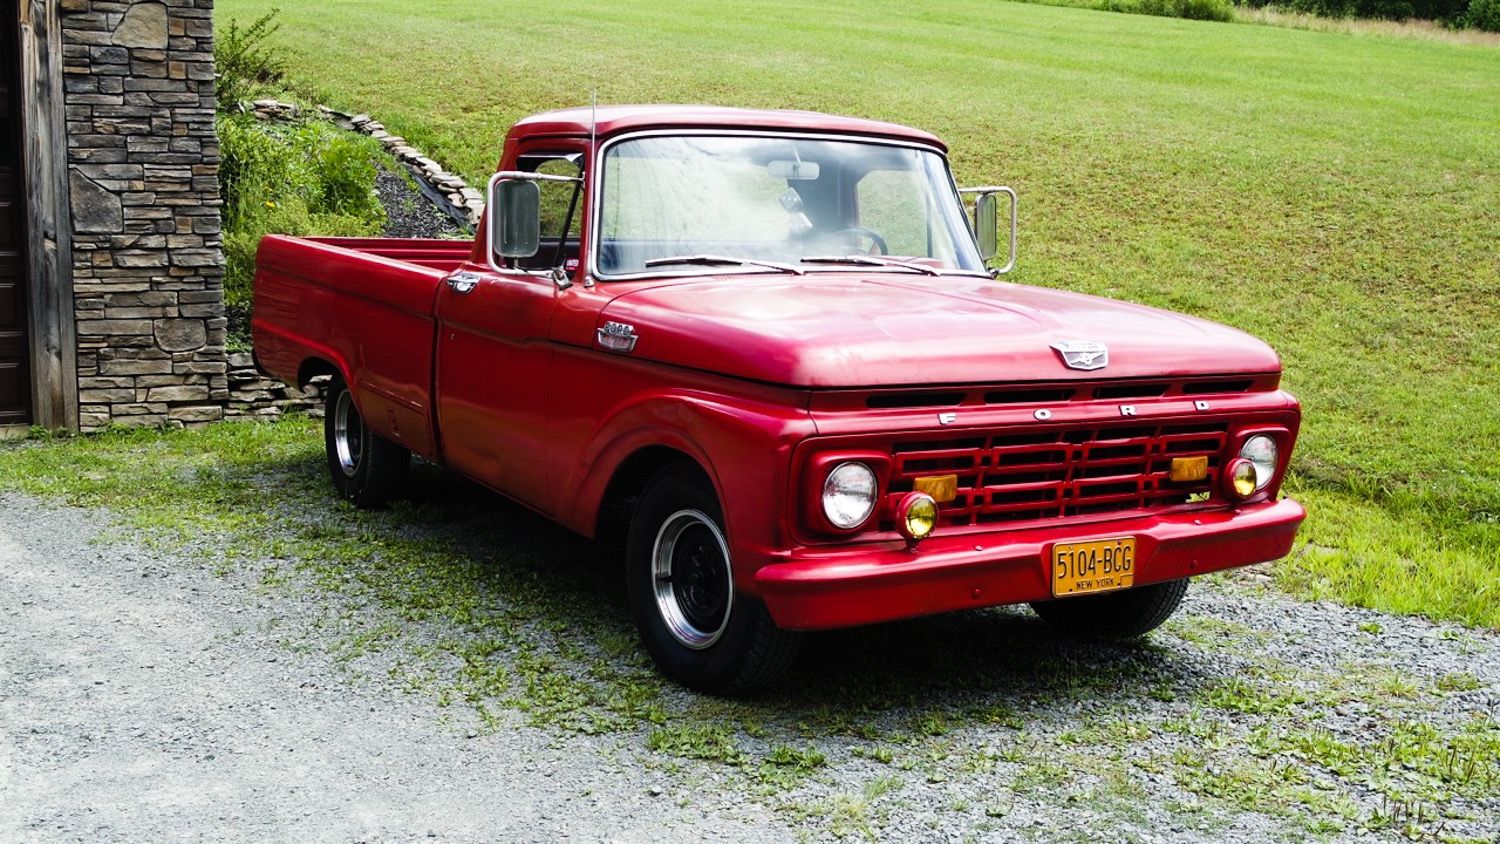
[753, 498, 1305, 631]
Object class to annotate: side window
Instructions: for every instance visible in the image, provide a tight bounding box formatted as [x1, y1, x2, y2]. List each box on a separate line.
[530, 155, 584, 243]
[508, 152, 584, 271]
[534, 156, 585, 241]
[856, 169, 931, 258]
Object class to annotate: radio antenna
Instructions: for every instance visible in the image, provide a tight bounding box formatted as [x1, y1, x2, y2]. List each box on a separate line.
[589, 88, 598, 157]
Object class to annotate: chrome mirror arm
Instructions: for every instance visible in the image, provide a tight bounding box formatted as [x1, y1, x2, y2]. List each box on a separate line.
[959, 185, 1018, 275]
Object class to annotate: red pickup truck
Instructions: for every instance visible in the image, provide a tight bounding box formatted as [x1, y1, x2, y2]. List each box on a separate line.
[253, 106, 1304, 693]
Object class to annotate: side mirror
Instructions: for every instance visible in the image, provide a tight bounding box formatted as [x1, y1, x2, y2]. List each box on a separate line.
[964, 186, 1018, 275]
[488, 177, 541, 259]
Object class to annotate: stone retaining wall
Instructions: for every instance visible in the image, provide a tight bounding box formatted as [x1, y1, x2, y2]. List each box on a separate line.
[225, 352, 322, 420]
[248, 97, 484, 229]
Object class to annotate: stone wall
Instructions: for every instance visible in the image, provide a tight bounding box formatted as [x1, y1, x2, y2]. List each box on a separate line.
[226, 352, 323, 420]
[59, 0, 225, 431]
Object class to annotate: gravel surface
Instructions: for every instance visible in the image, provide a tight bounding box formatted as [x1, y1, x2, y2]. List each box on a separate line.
[0, 495, 781, 843]
[2, 486, 1496, 842]
[378, 165, 466, 240]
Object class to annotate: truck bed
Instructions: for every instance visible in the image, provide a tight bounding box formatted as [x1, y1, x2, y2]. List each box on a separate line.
[251, 235, 473, 460]
[306, 237, 474, 273]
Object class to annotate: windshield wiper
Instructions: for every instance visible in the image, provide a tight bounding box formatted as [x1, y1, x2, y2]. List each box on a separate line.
[800, 255, 941, 276]
[643, 254, 803, 275]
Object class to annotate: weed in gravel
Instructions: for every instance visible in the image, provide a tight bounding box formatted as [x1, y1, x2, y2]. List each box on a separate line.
[1012, 754, 1074, 794]
[646, 723, 746, 765]
[781, 790, 882, 841]
[1167, 614, 1269, 651]
[1197, 675, 1307, 716]
[755, 744, 829, 790]
[1436, 671, 1482, 693]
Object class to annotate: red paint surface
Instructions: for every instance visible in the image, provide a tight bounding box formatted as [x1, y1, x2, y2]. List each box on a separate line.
[252, 106, 1305, 632]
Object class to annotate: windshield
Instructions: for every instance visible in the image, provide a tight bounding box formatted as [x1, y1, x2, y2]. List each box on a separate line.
[595, 135, 985, 278]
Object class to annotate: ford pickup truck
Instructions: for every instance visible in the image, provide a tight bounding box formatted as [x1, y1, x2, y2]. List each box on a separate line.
[252, 105, 1304, 694]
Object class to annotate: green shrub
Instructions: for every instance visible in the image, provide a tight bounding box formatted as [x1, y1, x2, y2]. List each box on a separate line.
[1466, 0, 1500, 29]
[218, 114, 387, 345]
[1132, 0, 1236, 20]
[215, 10, 287, 110]
[1174, 0, 1237, 19]
[1239, 0, 1473, 22]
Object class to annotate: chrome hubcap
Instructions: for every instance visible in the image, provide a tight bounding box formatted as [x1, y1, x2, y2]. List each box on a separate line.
[652, 509, 733, 650]
[333, 390, 363, 477]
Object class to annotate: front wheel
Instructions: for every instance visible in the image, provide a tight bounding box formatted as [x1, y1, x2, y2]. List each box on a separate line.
[323, 376, 410, 509]
[625, 466, 801, 694]
[1029, 578, 1189, 640]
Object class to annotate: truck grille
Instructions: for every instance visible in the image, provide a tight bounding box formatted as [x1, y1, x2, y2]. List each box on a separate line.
[885, 422, 1228, 527]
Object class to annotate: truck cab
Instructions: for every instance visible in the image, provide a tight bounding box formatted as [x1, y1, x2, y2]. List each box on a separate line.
[252, 106, 1304, 694]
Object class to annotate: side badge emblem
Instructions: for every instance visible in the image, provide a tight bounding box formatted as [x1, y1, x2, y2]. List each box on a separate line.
[1051, 340, 1109, 371]
[596, 321, 639, 353]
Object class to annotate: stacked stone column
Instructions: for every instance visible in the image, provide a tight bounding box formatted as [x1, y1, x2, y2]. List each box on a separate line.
[60, 0, 225, 430]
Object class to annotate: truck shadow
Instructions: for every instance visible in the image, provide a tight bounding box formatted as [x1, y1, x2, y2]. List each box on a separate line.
[369, 459, 1212, 721]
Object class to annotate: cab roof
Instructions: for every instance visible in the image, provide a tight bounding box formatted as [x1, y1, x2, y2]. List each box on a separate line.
[509, 105, 947, 151]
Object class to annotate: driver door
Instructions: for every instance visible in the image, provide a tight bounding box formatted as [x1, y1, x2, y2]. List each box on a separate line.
[433, 151, 583, 514]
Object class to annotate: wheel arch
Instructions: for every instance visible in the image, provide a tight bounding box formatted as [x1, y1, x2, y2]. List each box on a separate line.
[592, 442, 718, 547]
[296, 356, 347, 391]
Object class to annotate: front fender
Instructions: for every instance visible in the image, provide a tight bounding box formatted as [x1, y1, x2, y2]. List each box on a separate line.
[555, 386, 816, 588]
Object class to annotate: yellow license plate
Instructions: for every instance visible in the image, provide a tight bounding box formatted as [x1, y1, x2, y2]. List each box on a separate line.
[1051, 537, 1136, 597]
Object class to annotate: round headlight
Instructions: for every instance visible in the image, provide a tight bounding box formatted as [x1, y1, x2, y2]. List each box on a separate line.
[1225, 458, 1257, 500]
[822, 462, 877, 530]
[897, 492, 938, 541]
[1239, 435, 1279, 491]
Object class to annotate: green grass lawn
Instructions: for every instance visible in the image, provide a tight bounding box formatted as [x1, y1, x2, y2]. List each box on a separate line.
[216, 0, 1500, 627]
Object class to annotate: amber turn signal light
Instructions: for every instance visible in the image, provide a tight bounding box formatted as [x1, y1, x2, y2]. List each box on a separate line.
[896, 492, 939, 542]
[1169, 455, 1209, 483]
[1224, 458, 1257, 501]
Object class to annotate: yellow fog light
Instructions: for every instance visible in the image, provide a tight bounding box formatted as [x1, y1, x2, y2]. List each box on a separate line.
[897, 492, 939, 541]
[1224, 458, 1257, 501]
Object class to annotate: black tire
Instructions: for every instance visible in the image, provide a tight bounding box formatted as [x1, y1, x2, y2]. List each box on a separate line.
[625, 465, 801, 695]
[1029, 578, 1189, 640]
[323, 376, 410, 509]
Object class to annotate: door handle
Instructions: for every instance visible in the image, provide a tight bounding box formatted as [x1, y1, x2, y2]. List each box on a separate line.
[446, 272, 480, 294]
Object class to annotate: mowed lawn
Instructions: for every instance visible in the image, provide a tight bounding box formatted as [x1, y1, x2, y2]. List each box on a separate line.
[217, 0, 1500, 627]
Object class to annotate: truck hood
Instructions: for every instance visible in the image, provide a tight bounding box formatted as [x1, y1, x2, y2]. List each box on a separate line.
[599, 274, 1280, 387]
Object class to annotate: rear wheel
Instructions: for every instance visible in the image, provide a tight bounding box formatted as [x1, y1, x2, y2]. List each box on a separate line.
[625, 466, 801, 694]
[1029, 578, 1188, 640]
[323, 376, 409, 509]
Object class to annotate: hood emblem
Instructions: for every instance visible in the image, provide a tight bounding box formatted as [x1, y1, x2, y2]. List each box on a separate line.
[1051, 340, 1109, 371]
[597, 321, 639, 353]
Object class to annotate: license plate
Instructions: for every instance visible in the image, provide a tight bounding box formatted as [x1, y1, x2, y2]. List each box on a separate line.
[1051, 537, 1136, 597]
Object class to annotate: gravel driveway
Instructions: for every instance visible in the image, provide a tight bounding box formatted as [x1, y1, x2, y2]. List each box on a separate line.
[1, 430, 1497, 842]
[0, 496, 781, 843]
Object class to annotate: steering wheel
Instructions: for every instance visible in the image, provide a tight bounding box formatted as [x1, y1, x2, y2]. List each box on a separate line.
[835, 226, 889, 256]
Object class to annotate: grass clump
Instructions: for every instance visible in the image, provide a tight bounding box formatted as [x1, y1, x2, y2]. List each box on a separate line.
[646, 723, 747, 764]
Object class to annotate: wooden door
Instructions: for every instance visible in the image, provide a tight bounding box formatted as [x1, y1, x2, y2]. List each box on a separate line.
[0, 14, 28, 426]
